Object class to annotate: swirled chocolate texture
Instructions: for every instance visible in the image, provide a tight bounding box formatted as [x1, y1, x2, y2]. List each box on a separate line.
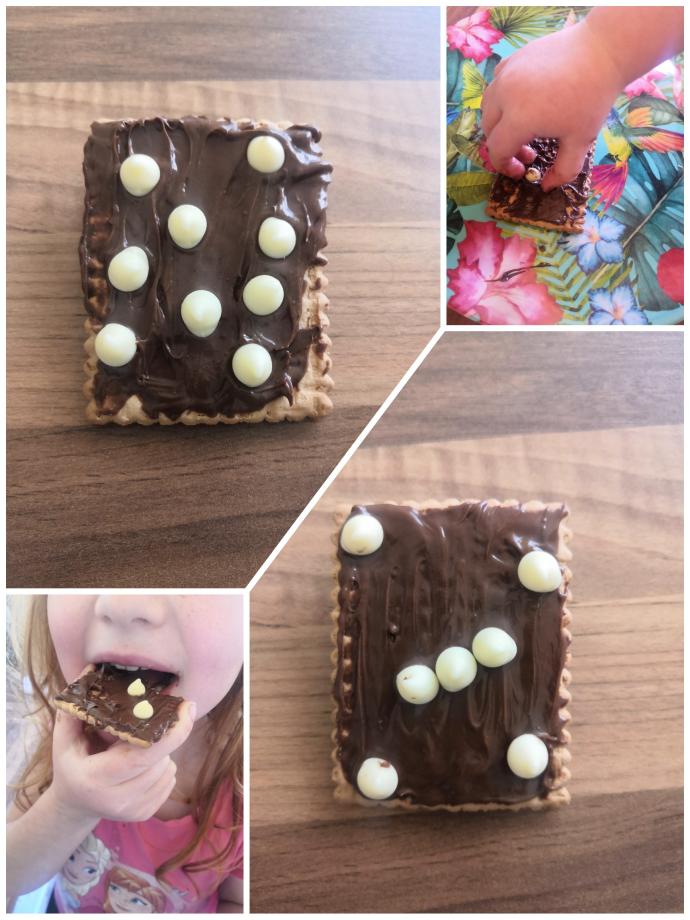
[486, 137, 593, 232]
[80, 116, 332, 422]
[55, 664, 181, 745]
[333, 501, 570, 807]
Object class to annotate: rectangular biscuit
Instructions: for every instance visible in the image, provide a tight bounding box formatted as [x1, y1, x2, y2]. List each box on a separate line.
[486, 137, 594, 232]
[331, 499, 572, 812]
[55, 664, 182, 747]
[80, 116, 333, 424]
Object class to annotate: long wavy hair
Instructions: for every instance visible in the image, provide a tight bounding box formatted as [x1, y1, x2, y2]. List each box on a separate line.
[9, 596, 243, 886]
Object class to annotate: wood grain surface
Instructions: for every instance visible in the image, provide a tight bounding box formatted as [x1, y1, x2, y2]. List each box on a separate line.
[250, 331, 683, 913]
[6, 6, 440, 588]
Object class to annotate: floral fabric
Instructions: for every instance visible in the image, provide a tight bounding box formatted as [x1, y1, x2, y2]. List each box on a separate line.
[447, 7, 684, 324]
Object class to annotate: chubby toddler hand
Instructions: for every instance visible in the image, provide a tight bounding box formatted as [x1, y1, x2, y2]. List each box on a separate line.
[481, 20, 623, 190]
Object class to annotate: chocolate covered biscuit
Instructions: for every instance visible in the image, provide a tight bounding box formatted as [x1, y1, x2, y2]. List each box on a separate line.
[55, 664, 182, 747]
[331, 499, 572, 811]
[486, 137, 594, 232]
[80, 116, 333, 424]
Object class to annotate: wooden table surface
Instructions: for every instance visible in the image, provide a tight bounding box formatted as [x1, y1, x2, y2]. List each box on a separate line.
[250, 331, 683, 913]
[6, 6, 440, 588]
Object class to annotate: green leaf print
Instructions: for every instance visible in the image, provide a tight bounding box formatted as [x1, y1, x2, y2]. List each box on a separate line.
[606, 150, 683, 311]
[447, 171, 494, 206]
[490, 7, 574, 48]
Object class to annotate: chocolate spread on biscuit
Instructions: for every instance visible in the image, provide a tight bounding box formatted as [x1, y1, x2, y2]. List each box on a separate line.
[56, 663, 182, 744]
[333, 501, 570, 807]
[489, 137, 593, 227]
[80, 116, 332, 419]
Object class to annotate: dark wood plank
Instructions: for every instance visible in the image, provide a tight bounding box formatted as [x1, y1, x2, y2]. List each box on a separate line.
[7, 6, 440, 83]
[365, 331, 684, 447]
[250, 331, 683, 912]
[251, 788, 682, 913]
[7, 72, 439, 587]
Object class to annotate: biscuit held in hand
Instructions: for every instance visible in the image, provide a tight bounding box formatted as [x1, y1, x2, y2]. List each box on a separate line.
[54, 663, 184, 746]
[51, 700, 196, 824]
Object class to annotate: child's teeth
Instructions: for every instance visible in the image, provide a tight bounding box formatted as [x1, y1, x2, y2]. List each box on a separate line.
[113, 663, 140, 671]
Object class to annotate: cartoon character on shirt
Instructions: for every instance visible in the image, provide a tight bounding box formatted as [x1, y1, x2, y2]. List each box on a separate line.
[58, 833, 112, 910]
[103, 865, 168, 913]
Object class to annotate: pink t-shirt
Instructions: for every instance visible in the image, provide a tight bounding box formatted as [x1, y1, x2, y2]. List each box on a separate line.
[53, 785, 242, 913]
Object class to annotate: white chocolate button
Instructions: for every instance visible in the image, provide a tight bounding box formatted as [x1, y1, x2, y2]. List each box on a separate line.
[507, 734, 549, 779]
[168, 204, 207, 249]
[127, 678, 146, 697]
[232, 343, 272, 387]
[107, 246, 149, 292]
[339, 514, 384, 555]
[132, 700, 154, 719]
[356, 757, 398, 800]
[396, 664, 439, 704]
[518, 550, 562, 592]
[181, 290, 222, 337]
[258, 217, 296, 258]
[94, 323, 137, 367]
[247, 135, 285, 173]
[119, 154, 161, 196]
[242, 274, 284, 316]
[435, 646, 477, 692]
[472, 627, 517, 668]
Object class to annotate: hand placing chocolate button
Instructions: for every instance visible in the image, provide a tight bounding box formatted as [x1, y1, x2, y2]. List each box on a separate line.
[168, 204, 207, 250]
[247, 135, 285, 173]
[356, 757, 399, 800]
[95, 324, 137, 368]
[107, 246, 149, 292]
[258, 217, 296, 258]
[518, 550, 562, 592]
[119, 154, 161, 197]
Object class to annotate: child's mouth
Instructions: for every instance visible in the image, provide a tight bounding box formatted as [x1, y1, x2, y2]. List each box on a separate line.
[91, 658, 180, 693]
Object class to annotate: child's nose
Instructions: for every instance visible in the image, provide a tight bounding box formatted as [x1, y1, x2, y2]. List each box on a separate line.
[94, 595, 169, 627]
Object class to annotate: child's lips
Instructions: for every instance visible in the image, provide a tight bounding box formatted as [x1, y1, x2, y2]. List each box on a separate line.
[88, 653, 181, 689]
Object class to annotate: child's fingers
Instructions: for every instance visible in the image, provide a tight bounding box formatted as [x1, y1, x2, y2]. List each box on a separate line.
[480, 85, 501, 139]
[118, 753, 176, 796]
[516, 145, 537, 165]
[540, 137, 590, 191]
[485, 118, 532, 178]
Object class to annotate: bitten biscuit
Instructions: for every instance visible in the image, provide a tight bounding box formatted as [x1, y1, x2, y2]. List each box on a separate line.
[331, 499, 572, 812]
[55, 664, 182, 747]
[80, 116, 333, 424]
[486, 137, 594, 232]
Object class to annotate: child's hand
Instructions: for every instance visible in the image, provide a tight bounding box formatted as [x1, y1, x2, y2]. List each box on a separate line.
[50, 700, 196, 824]
[481, 21, 623, 191]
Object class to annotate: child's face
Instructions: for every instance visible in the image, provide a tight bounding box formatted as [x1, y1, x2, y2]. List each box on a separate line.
[47, 595, 243, 719]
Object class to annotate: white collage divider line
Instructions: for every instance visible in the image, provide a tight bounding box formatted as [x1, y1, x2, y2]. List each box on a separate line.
[246, 323, 444, 595]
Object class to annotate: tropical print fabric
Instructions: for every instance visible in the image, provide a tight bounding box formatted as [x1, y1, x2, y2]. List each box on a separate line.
[447, 7, 684, 324]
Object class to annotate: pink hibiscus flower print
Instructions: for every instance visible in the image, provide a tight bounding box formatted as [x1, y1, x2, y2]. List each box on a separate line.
[657, 248, 683, 304]
[447, 221, 563, 324]
[447, 9, 503, 64]
[624, 68, 667, 101]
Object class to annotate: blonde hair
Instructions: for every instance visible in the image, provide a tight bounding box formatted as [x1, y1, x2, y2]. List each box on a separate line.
[9, 596, 243, 886]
